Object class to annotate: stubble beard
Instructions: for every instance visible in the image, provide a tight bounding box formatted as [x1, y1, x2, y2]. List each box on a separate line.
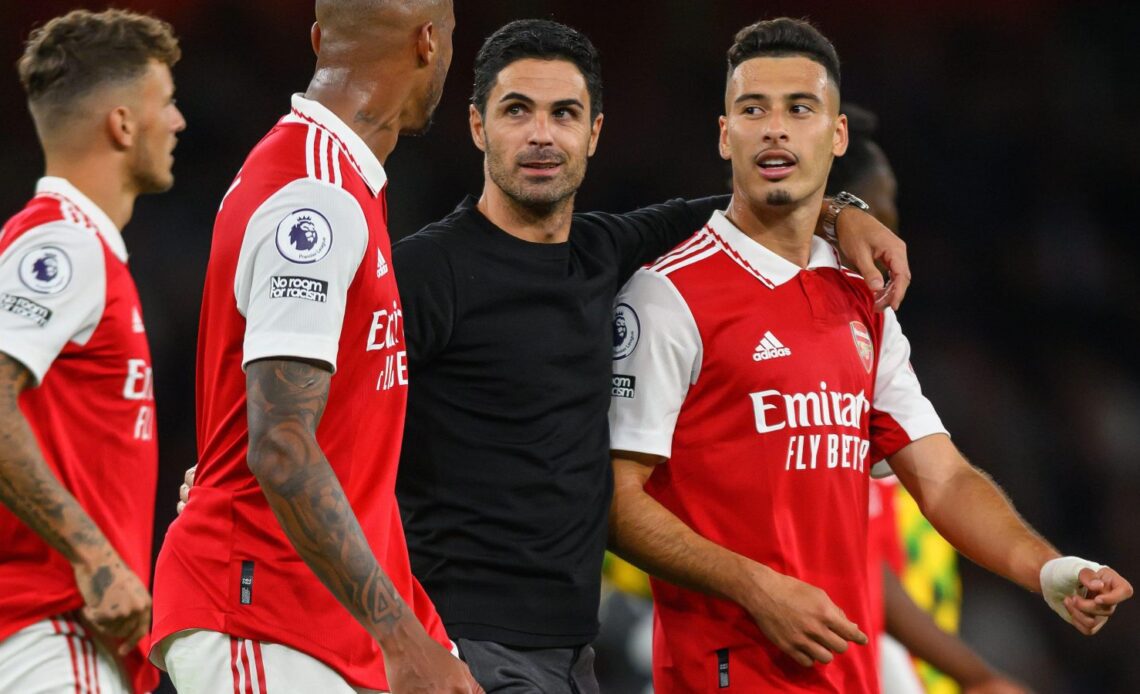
[402, 60, 448, 137]
[486, 142, 582, 216]
[130, 144, 174, 195]
[401, 89, 439, 136]
[400, 96, 437, 137]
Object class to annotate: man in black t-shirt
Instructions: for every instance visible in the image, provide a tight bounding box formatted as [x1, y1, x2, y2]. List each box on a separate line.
[164, 16, 907, 692]
[392, 20, 909, 692]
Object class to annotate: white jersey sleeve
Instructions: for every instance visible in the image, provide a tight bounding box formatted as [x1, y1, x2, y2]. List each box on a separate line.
[868, 308, 948, 476]
[0, 224, 105, 385]
[608, 269, 703, 459]
[235, 178, 369, 372]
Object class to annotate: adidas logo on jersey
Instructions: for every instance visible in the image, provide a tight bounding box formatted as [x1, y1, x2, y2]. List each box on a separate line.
[753, 331, 792, 361]
[377, 248, 389, 278]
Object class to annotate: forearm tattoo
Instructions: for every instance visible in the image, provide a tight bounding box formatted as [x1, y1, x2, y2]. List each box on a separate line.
[246, 359, 405, 632]
[0, 355, 117, 603]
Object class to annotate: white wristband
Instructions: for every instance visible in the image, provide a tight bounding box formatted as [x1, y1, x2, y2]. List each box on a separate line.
[1039, 556, 1105, 624]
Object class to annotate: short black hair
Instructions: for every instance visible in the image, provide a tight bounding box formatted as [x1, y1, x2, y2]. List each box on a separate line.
[727, 17, 840, 88]
[472, 19, 603, 119]
[826, 103, 879, 195]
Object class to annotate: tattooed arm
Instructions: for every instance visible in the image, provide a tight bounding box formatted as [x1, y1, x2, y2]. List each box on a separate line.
[245, 359, 480, 694]
[0, 353, 150, 655]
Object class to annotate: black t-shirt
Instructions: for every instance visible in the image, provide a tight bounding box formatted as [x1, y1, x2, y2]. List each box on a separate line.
[394, 195, 725, 646]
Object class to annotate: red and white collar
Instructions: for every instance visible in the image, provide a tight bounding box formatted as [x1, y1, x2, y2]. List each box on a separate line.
[284, 94, 388, 196]
[35, 176, 128, 263]
[706, 209, 840, 288]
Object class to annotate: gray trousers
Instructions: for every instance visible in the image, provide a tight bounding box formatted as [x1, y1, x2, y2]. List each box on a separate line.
[457, 638, 600, 694]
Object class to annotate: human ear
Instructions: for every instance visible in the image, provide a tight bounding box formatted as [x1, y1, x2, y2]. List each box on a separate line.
[469, 104, 487, 153]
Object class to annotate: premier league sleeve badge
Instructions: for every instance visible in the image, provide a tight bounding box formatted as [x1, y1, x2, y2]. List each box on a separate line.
[613, 303, 641, 360]
[275, 209, 333, 264]
[18, 246, 73, 294]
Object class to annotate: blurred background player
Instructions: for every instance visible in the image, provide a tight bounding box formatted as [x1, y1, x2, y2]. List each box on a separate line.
[149, 1, 480, 692]
[830, 103, 1028, 694]
[0, 9, 184, 693]
[608, 17, 1131, 693]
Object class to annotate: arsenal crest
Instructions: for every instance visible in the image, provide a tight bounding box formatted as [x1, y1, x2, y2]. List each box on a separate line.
[850, 321, 874, 373]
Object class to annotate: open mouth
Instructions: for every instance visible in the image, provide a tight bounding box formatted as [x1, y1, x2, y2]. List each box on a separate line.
[756, 151, 797, 180]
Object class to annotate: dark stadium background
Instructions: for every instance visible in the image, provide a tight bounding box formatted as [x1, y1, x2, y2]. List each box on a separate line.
[2, 1, 1137, 692]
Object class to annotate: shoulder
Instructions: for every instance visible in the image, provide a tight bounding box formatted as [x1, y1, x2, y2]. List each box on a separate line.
[243, 120, 311, 169]
[568, 207, 640, 242]
[220, 122, 372, 250]
[618, 266, 690, 313]
[1, 218, 105, 282]
[823, 259, 879, 311]
[394, 203, 476, 259]
[240, 116, 367, 212]
[838, 266, 874, 294]
[641, 226, 719, 278]
[829, 267, 888, 338]
[4, 195, 70, 238]
[572, 197, 692, 229]
[232, 121, 314, 193]
[241, 177, 368, 253]
[236, 118, 371, 204]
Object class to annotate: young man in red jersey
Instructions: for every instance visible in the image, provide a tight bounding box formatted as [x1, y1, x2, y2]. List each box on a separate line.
[0, 9, 184, 693]
[150, 1, 480, 692]
[608, 18, 1131, 693]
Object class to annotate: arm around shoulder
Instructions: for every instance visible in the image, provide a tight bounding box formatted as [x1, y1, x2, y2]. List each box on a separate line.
[823, 198, 910, 310]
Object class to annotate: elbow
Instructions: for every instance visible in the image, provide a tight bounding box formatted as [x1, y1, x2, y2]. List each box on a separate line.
[246, 422, 307, 485]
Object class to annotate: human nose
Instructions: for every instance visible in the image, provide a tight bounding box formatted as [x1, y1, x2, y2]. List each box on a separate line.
[528, 112, 554, 146]
[172, 106, 187, 133]
[763, 109, 788, 143]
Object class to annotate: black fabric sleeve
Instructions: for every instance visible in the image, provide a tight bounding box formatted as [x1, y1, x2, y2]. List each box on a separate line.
[391, 234, 456, 365]
[578, 195, 730, 284]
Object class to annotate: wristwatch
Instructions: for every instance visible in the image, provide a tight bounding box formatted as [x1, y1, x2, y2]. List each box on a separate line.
[821, 191, 871, 243]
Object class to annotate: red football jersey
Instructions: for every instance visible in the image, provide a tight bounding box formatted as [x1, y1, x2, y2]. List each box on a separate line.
[151, 95, 448, 689]
[608, 211, 946, 693]
[0, 177, 159, 693]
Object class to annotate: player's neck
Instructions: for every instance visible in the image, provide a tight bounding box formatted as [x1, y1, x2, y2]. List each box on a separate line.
[477, 181, 574, 244]
[44, 155, 136, 230]
[725, 192, 822, 267]
[305, 79, 401, 165]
